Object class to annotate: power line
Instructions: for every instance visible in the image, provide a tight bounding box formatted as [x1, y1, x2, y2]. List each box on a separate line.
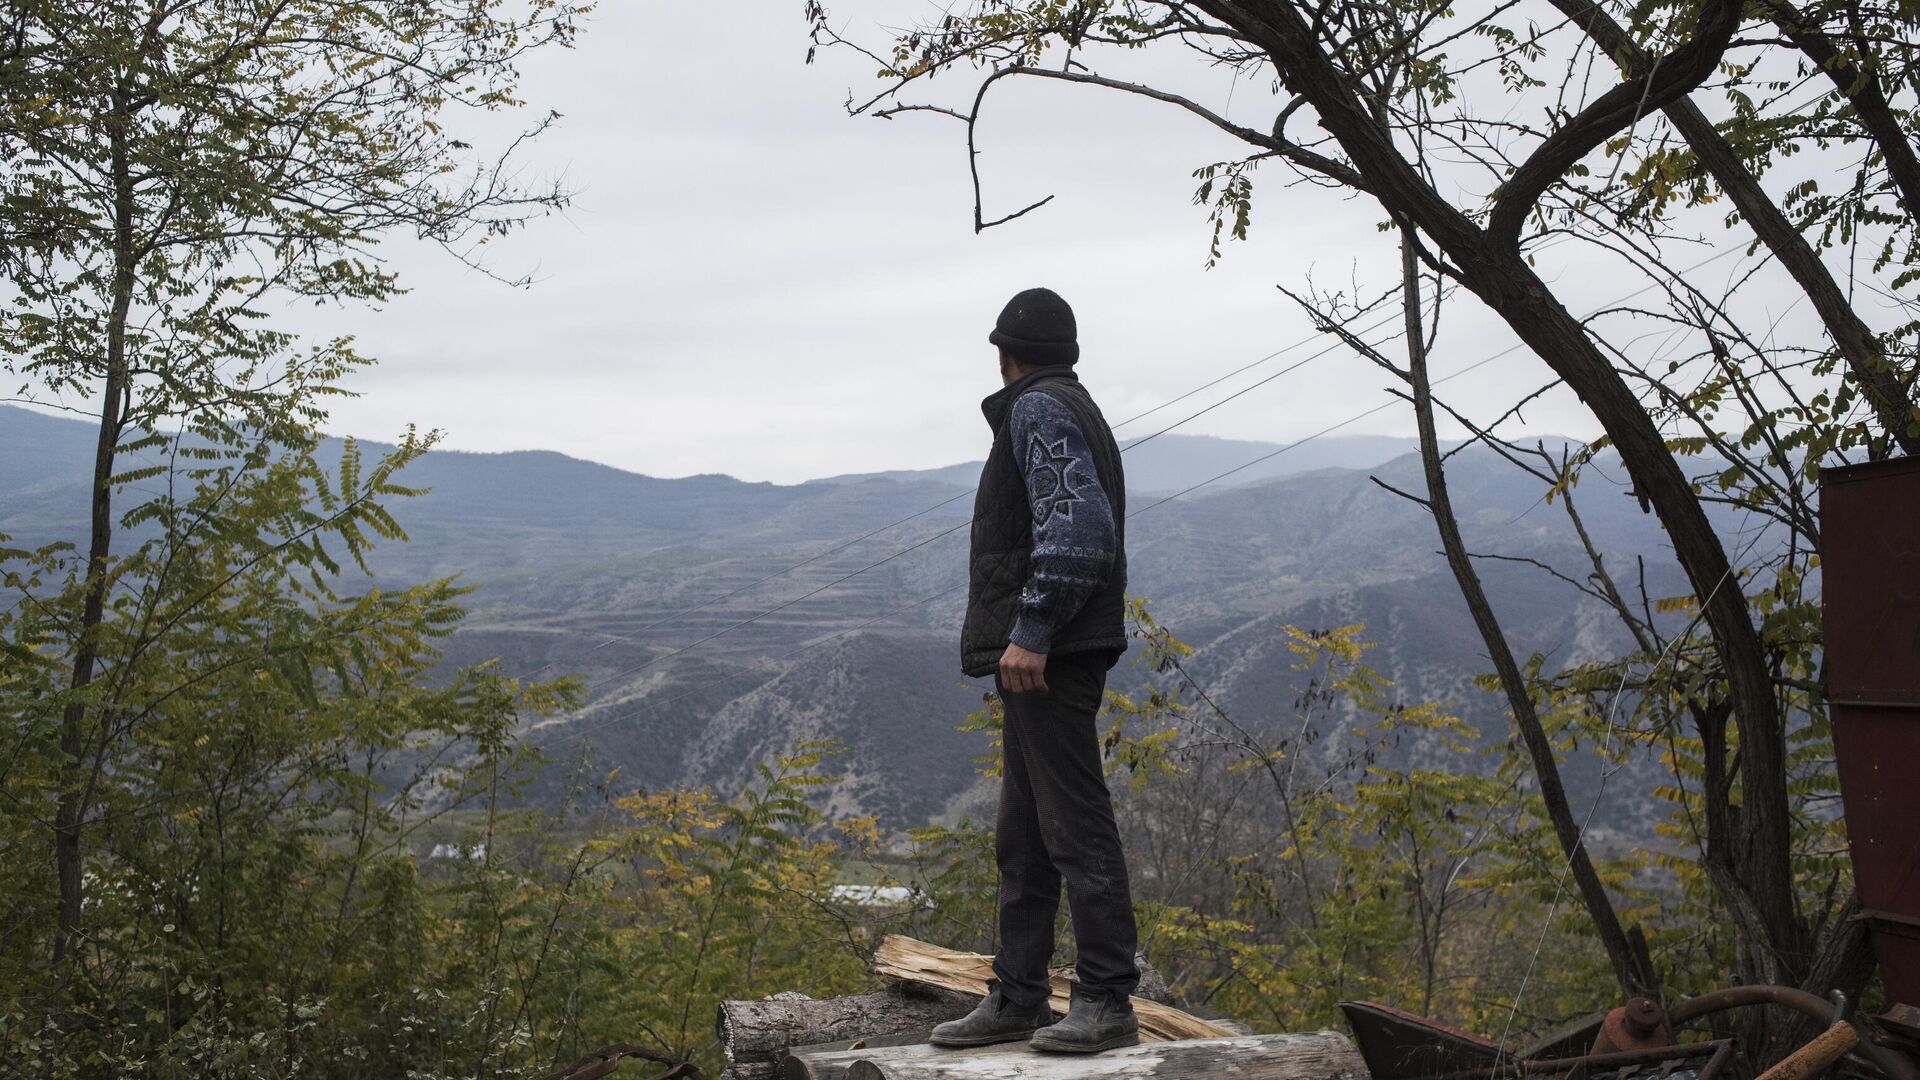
[1133, 242, 1749, 517]
[559, 317, 1409, 694]
[520, 308, 1412, 681]
[1131, 353, 1493, 517]
[1120, 340, 1360, 454]
[552, 340, 1455, 738]
[545, 240, 1750, 736]
[558, 329, 1452, 729]
[1112, 336, 1335, 431]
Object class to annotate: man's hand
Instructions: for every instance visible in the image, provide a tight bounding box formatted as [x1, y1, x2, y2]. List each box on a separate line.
[999, 642, 1049, 694]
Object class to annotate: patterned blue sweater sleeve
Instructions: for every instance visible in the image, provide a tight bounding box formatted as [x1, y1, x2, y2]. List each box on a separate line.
[1007, 390, 1118, 654]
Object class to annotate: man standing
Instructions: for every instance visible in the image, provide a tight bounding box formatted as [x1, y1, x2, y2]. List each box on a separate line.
[930, 287, 1141, 1055]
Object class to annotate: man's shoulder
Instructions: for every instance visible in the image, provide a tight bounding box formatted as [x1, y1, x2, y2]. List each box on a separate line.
[1011, 379, 1100, 427]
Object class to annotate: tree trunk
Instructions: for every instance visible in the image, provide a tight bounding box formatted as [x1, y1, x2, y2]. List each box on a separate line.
[1548, 0, 1918, 457]
[1393, 234, 1657, 996]
[53, 95, 137, 969]
[1465, 252, 1804, 978]
[1215, 0, 1806, 992]
[840, 1031, 1364, 1080]
[1760, 0, 1920, 223]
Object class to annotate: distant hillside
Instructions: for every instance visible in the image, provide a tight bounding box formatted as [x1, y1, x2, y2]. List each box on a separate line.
[806, 432, 1428, 494]
[4, 403, 1712, 828]
[0, 403, 1432, 610]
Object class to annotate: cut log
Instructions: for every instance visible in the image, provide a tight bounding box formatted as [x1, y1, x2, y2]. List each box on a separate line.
[783, 1018, 1254, 1079]
[720, 944, 1177, 1075]
[718, 984, 978, 1077]
[783, 1040, 1010, 1080]
[868, 935, 1236, 1042]
[1059, 960, 1175, 1005]
[1208, 1017, 1256, 1036]
[721, 941, 1181, 1075]
[787, 1031, 940, 1058]
[843, 1030, 1368, 1079]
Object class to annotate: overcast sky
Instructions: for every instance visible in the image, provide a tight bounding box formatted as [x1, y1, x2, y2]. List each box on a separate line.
[268, 2, 1840, 484]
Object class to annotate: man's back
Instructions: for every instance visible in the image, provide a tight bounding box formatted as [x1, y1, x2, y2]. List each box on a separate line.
[961, 367, 1128, 678]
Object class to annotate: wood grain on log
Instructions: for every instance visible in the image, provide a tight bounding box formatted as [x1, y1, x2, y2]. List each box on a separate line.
[842, 1030, 1368, 1079]
[784, 1040, 1014, 1080]
[868, 936, 1235, 1042]
[718, 984, 978, 1074]
[787, 1031, 939, 1058]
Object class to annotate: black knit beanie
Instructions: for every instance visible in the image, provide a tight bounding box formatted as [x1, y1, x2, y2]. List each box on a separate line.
[988, 287, 1079, 366]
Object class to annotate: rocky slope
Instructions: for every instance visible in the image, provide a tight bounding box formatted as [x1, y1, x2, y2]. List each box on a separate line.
[4, 404, 1715, 828]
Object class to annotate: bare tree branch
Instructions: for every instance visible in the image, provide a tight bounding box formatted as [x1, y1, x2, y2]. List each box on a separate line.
[1486, 0, 1743, 247]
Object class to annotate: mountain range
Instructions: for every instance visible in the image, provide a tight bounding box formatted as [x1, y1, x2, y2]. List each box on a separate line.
[3, 404, 1715, 830]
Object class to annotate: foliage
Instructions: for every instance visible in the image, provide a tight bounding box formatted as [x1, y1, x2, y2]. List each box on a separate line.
[806, 0, 1912, 1028]
[1114, 618, 1613, 1037]
[581, 742, 881, 1070]
[0, 0, 591, 980]
[861, 605, 1634, 1040]
[1, 2, 603, 1074]
[0, 422, 574, 1075]
[895, 594, 1850, 1042]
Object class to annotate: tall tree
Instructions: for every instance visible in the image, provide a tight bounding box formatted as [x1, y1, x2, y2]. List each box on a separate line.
[0, 0, 583, 976]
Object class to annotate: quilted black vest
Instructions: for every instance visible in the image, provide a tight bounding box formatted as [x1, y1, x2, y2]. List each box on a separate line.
[960, 368, 1129, 677]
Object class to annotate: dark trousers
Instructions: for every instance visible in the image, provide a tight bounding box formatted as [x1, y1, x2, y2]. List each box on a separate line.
[991, 649, 1140, 1007]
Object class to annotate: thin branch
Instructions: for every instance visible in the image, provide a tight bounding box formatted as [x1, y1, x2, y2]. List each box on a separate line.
[1486, 0, 1743, 248]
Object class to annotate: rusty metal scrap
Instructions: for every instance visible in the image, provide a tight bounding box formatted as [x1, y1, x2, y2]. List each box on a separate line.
[1820, 457, 1920, 1020]
[1421, 1038, 1734, 1080]
[1338, 1000, 1502, 1080]
[1345, 979, 1920, 1080]
[1592, 998, 1671, 1055]
[1670, 986, 1918, 1080]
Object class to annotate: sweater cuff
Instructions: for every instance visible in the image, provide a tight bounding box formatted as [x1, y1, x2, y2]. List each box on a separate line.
[1009, 616, 1056, 655]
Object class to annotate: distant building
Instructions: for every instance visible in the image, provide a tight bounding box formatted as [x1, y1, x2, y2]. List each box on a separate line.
[825, 883, 931, 909]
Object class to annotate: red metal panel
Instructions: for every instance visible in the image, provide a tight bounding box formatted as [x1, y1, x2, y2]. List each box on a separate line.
[1820, 456, 1920, 1010]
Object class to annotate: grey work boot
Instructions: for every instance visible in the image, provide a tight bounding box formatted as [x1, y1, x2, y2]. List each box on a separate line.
[929, 979, 1054, 1048]
[1027, 982, 1139, 1053]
